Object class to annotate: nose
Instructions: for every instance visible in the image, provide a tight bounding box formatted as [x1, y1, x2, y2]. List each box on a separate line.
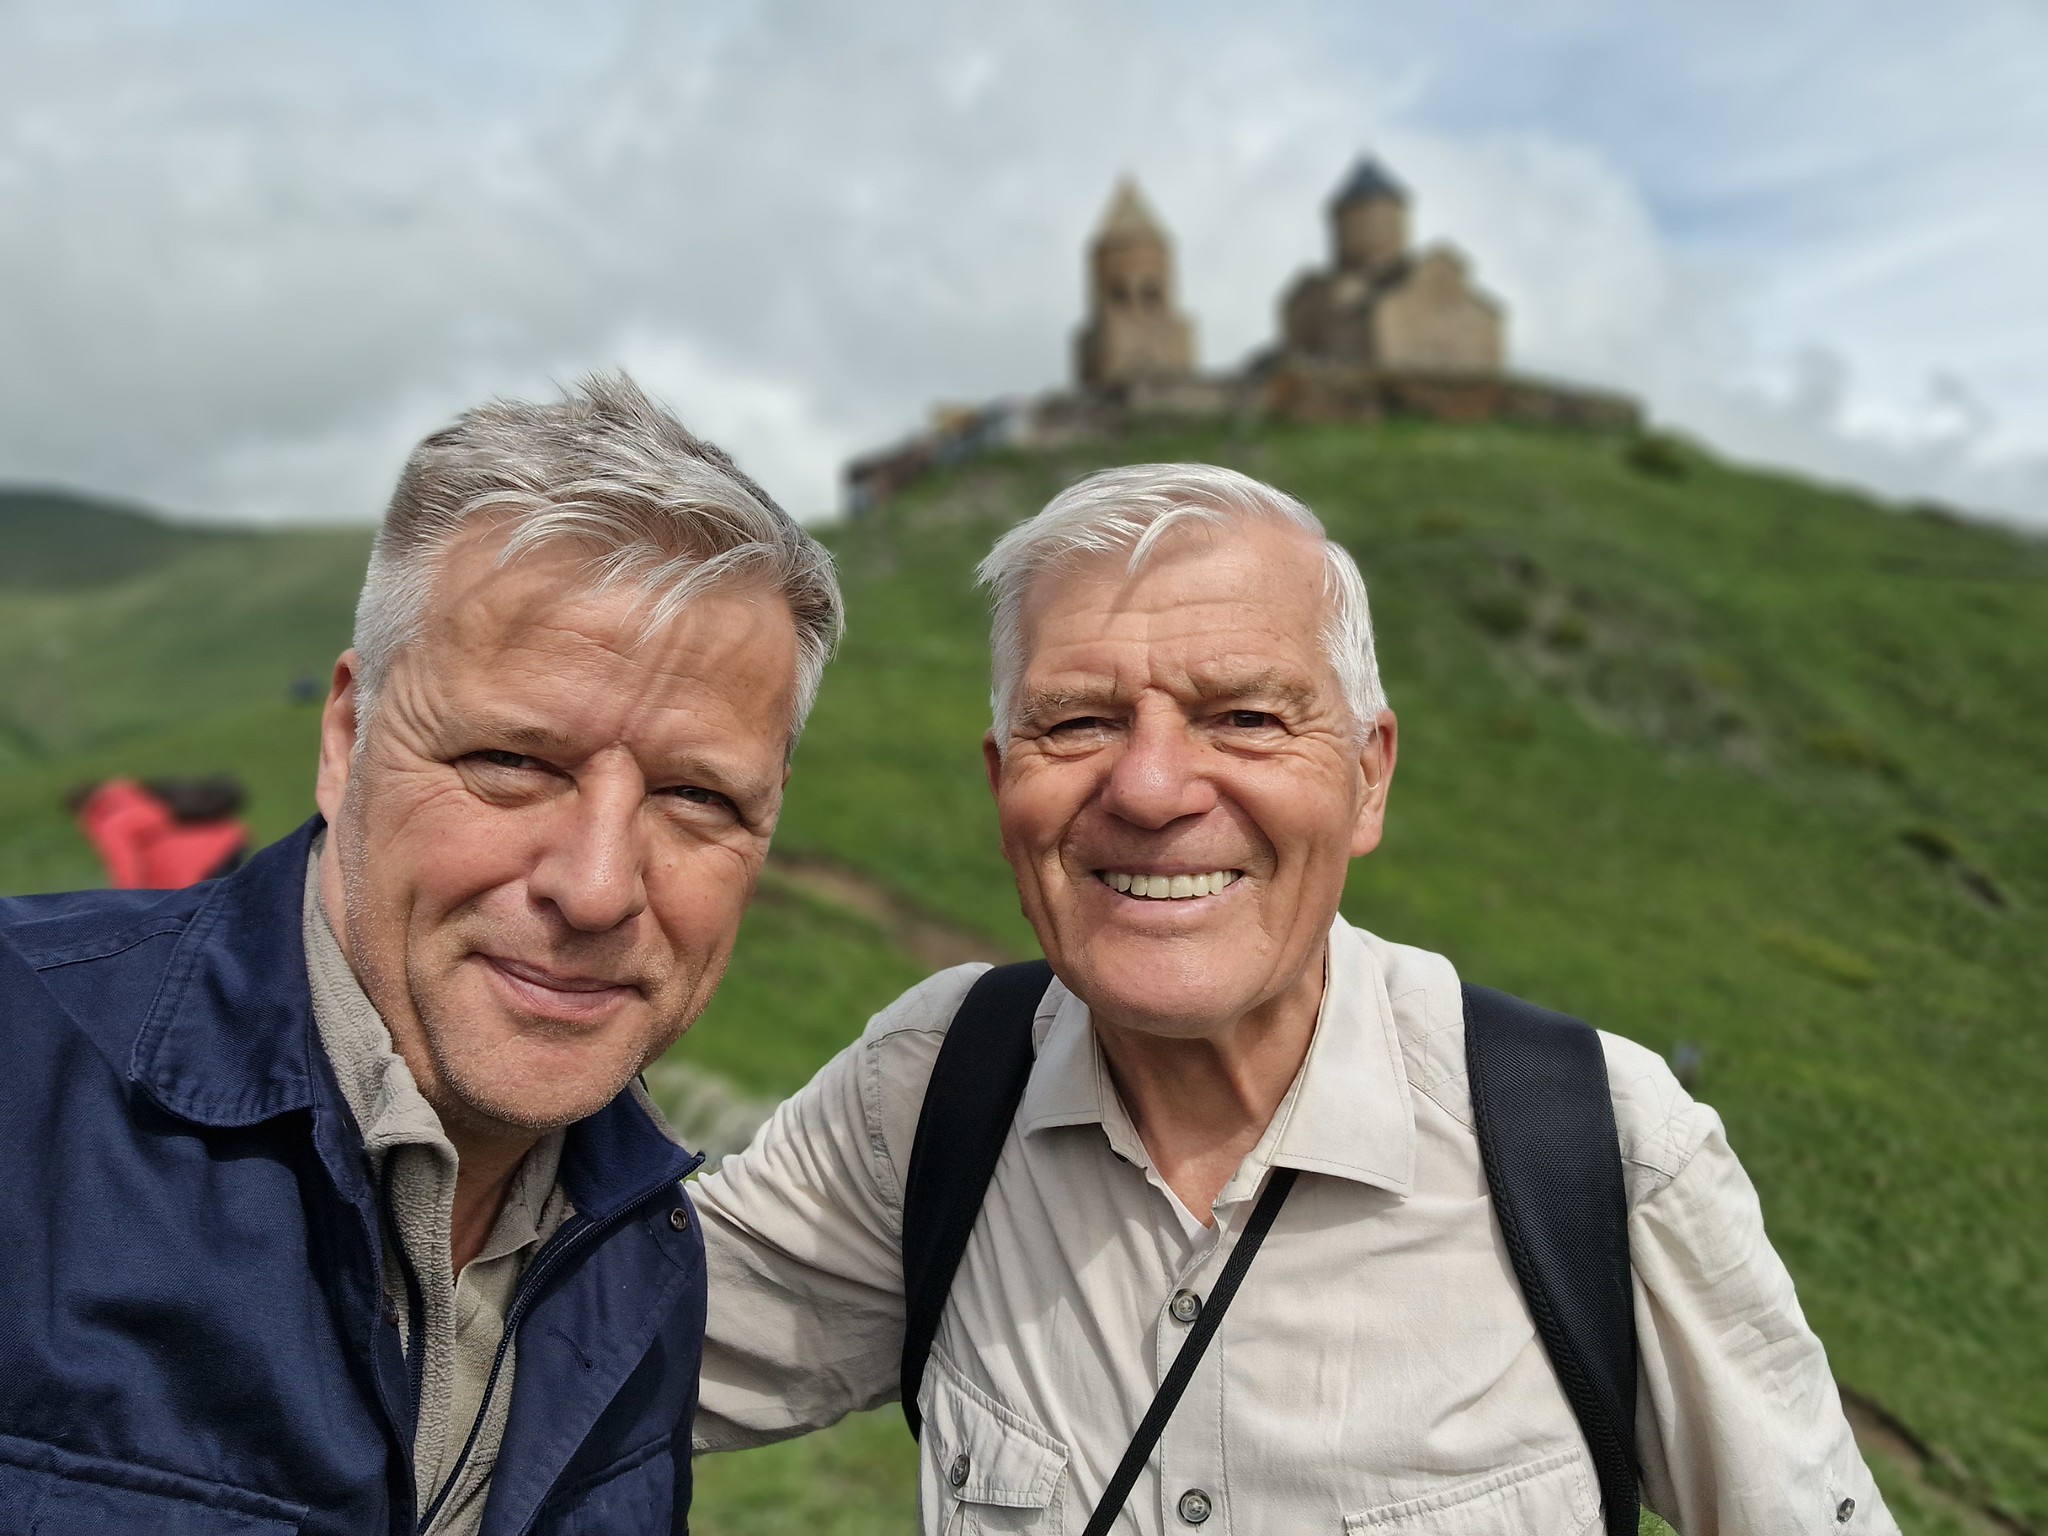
[1099, 706, 1217, 829]
[525, 774, 649, 933]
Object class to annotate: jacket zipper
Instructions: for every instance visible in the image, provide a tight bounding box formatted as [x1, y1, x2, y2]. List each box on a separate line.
[414, 1150, 703, 1535]
[379, 1156, 430, 1444]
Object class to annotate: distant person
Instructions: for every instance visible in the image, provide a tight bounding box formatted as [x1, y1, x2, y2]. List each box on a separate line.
[691, 465, 1895, 1534]
[69, 773, 250, 887]
[1, 374, 841, 1535]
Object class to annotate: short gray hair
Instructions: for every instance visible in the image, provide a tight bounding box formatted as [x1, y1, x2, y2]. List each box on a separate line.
[976, 462, 1385, 742]
[352, 372, 843, 753]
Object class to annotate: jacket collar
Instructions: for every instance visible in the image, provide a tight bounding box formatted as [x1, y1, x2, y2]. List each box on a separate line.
[130, 816, 698, 1207]
[1016, 914, 1417, 1197]
[129, 817, 325, 1128]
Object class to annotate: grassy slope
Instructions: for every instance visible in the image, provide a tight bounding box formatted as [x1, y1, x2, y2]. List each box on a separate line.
[1, 426, 2041, 1532]
[753, 423, 2048, 1531]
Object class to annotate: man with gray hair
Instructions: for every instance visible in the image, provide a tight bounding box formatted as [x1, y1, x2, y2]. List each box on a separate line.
[691, 463, 1893, 1533]
[0, 374, 839, 1535]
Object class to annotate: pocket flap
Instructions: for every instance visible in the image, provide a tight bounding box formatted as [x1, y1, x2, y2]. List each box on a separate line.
[1345, 1450, 1598, 1534]
[0, 1436, 305, 1535]
[922, 1352, 1067, 1510]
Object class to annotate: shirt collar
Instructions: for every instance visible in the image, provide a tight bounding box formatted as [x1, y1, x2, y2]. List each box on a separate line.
[1014, 915, 1416, 1198]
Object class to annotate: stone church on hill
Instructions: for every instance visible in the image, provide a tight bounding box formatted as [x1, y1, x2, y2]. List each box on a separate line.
[847, 155, 1636, 512]
[1279, 156, 1505, 375]
[1073, 156, 1506, 390]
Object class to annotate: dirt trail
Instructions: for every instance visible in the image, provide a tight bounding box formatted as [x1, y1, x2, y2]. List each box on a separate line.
[1838, 1386, 2032, 1534]
[763, 850, 1022, 971]
[656, 851, 1017, 1164]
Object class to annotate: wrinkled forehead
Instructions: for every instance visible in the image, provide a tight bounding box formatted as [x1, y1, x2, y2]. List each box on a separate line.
[396, 524, 801, 735]
[1014, 516, 1333, 661]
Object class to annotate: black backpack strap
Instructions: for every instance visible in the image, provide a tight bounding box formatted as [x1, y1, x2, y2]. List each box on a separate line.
[1462, 983, 1639, 1536]
[899, 960, 1052, 1438]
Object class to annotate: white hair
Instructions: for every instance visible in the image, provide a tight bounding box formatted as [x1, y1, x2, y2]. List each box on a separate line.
[976, 462, 1386, 743]
[351, 372, 842, 756]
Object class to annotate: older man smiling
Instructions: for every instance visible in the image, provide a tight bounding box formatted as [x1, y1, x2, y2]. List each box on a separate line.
[691, 463, 1892, 1535]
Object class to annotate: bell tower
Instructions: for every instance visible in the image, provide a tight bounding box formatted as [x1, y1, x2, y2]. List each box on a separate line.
[1075, 179, 1196, 390]
[1330, 155, 1409, 279]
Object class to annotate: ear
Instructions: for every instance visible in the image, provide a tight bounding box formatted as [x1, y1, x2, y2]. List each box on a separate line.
[981, 731, 1005, 800]
[1348, 708, 1399, 859]
[315, 652, 363, 826]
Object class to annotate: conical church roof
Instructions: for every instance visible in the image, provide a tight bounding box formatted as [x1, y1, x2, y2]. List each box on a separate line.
[1094, 178, 1169, 243]
[1331, 155, 1408, 207]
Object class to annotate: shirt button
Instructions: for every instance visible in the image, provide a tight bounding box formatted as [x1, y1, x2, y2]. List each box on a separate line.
[949, 1453, 970, 1489]
[1177, 1488, 1212, 1524]
[1836, 1497, 1856, 1523]
[668, 1206, 690, 1231]
[1169, 1289, 1202, 1324]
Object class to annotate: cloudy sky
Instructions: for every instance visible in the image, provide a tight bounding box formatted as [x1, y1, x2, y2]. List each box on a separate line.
[3, 0, 2044, 527]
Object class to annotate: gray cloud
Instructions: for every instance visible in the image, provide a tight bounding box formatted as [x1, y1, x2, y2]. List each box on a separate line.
[0, 0, 2042, 526]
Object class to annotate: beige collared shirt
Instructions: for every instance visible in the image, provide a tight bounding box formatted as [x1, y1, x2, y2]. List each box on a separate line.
[692, 915, 1894, 1534]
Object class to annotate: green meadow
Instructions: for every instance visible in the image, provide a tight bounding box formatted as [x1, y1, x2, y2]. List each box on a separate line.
[1, 419, 2041, 1533]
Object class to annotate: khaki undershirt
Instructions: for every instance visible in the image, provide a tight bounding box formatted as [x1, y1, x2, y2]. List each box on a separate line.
[303, 845, 572, 1535]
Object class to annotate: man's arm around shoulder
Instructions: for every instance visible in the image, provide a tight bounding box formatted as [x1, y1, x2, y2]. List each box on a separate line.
[691, 963, 988, 1451]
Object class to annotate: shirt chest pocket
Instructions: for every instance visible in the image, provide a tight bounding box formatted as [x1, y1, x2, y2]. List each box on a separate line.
[1343, 1450, 1600, 1536]
[920, 1350, 1069, 1536]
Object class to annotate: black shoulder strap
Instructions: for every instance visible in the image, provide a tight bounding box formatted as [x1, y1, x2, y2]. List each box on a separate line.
[899, 959, 1051, 1438]
[897, 962, 1641, 1533]
[1462, 983, 1639, 1536]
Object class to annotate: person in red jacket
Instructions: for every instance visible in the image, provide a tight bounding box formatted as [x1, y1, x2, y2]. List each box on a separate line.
[69, 776, 249, 888]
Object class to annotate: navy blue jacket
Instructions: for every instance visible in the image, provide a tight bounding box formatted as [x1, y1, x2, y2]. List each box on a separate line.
[0, 820, 707, 1534]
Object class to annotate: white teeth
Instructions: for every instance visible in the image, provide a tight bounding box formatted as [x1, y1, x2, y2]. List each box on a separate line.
[1099, 870, 1240, 900]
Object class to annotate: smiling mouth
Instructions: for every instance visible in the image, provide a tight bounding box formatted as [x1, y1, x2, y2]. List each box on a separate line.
[481, 955, 638, 1020]
[1095, 869, 1243, 901]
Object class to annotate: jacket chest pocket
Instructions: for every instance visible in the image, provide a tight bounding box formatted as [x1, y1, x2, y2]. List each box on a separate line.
[1343, 1450, 1599, 1535]
[920, 1352, 1068, 1536]
[532, 1434, 677, 1535]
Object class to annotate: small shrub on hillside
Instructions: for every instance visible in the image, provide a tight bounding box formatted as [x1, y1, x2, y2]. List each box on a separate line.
[1899, 826, 2009, 909]
[1900, 824, 1960, 865]
[1544, 611, 1592, 651]
[1804, 724, 1902, 779]
[1467, 587, 1533, 637]
[1625, 432, 1690, 480]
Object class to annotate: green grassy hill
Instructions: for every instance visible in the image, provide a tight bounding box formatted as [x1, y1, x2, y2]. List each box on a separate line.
[1, 426, 2042, 1534]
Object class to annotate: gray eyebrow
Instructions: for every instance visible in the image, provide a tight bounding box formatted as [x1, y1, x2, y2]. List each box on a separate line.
[1013, 669, 1320, 724]
[1014, 685, 1120, 719]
